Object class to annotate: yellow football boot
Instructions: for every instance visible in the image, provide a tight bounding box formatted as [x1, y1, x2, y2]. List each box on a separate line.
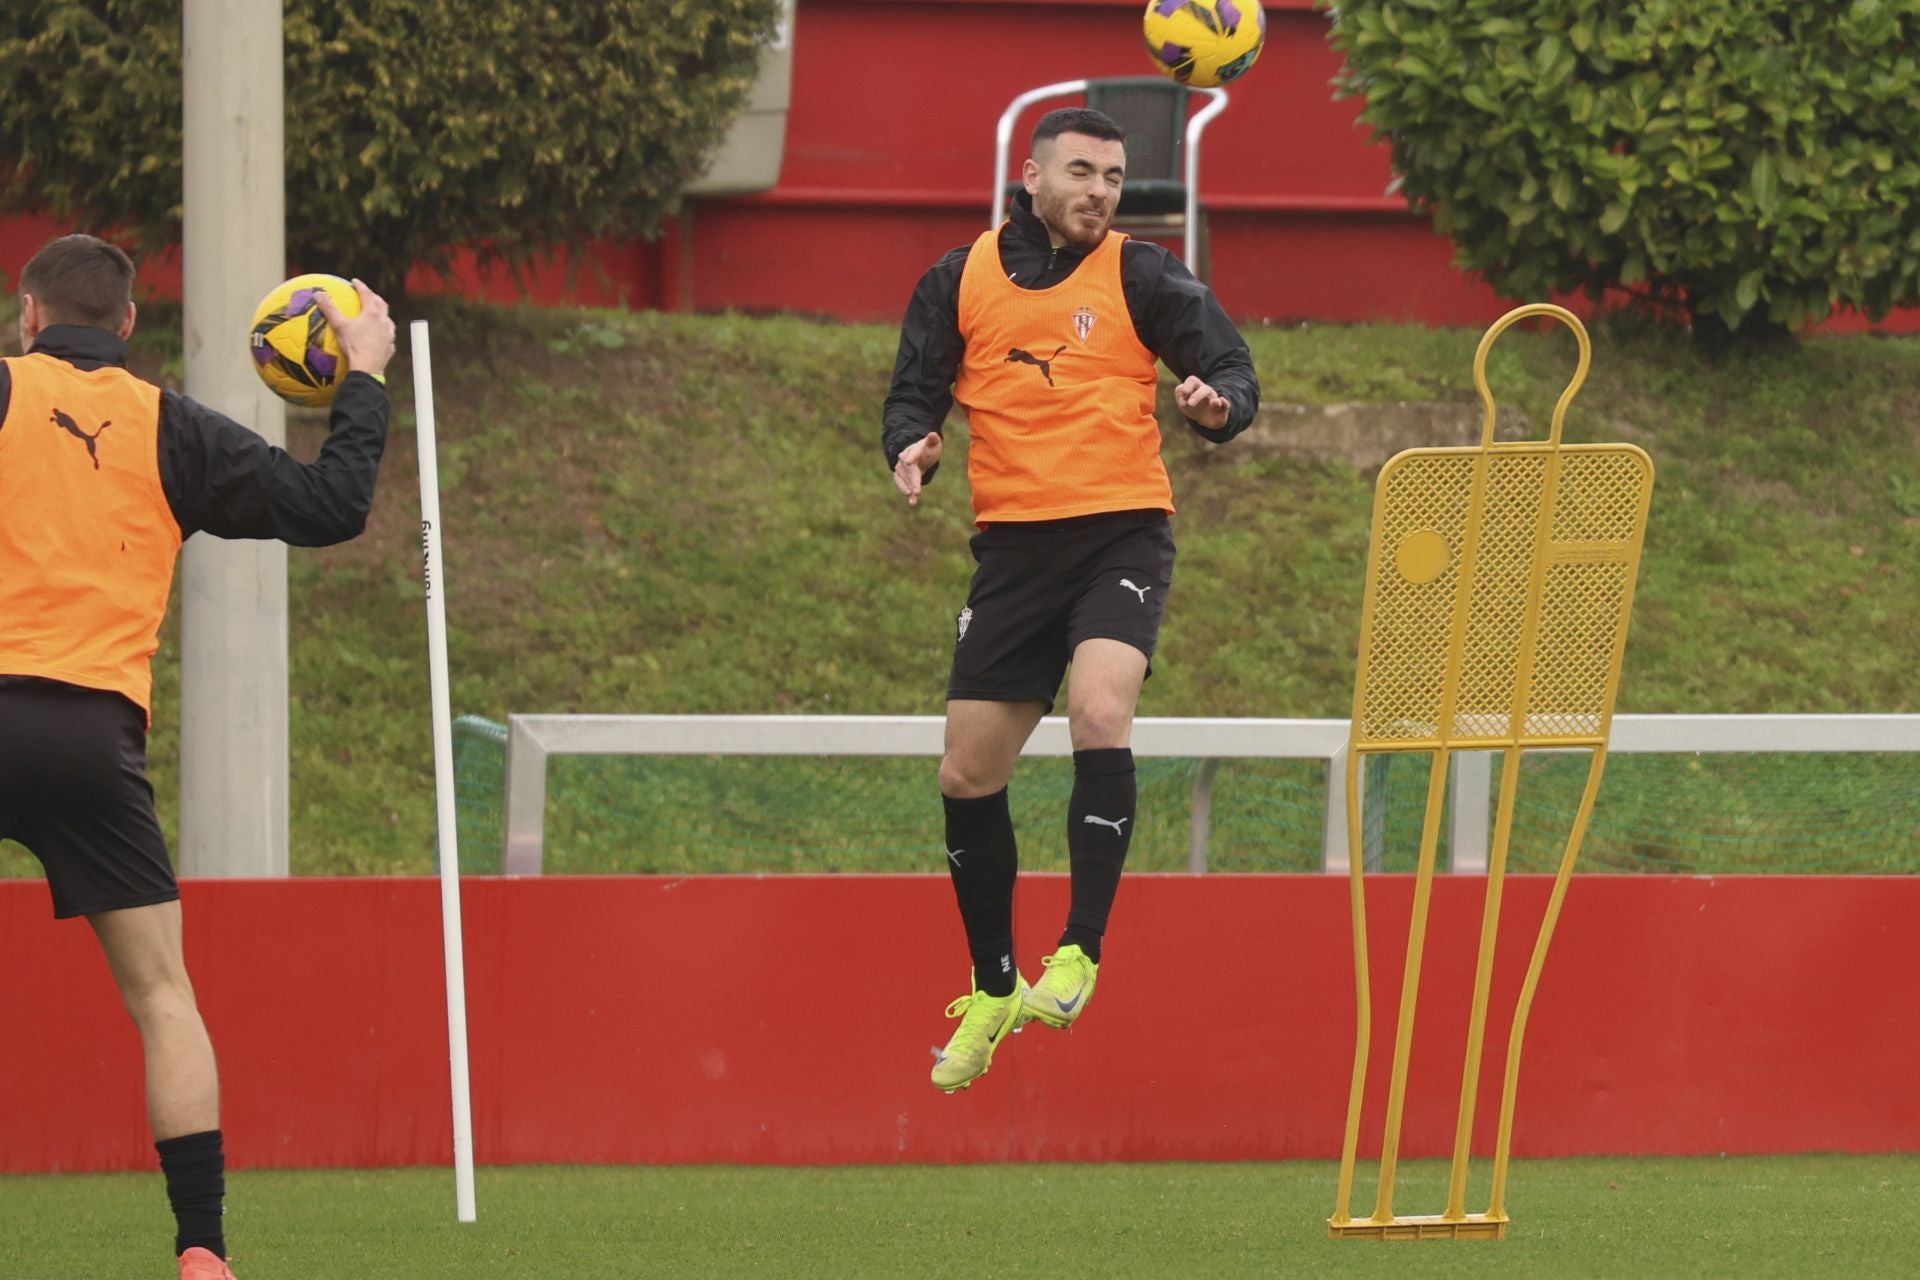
[1021, 944, 1099, 1029]
[930, 973, 1029, 1093]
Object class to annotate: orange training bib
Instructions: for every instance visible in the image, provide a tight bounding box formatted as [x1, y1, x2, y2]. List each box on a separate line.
[0, 353, 180, 720]
[955, 228, 1173, 524]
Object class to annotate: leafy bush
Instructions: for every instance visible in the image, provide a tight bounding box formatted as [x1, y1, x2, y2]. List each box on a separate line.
[0, 1, 780, 293]
[1326, 1, 1920, 336]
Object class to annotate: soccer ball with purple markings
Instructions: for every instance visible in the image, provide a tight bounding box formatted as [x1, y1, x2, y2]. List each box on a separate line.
[248, 273, 361, 408]
[1142, 0, 1266, 88]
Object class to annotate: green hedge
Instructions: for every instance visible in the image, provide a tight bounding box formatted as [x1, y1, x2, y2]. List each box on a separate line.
[0, 1, 780, 293]
[1326, 1, 1920, 336]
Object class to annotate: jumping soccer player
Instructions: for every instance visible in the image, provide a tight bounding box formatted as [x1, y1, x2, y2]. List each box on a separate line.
[882, 108, 1260, 1091]
[0, 234, 394, 1279]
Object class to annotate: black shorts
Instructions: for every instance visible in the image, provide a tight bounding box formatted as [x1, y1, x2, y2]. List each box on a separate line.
[947, 509, 1176, 709]
[0, 678, 178, 919]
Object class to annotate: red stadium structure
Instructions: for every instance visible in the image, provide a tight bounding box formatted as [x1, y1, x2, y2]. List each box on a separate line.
[3, 0, 1917, 331]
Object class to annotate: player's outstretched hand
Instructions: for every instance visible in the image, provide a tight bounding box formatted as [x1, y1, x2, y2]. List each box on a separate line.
[314, 280, 396, 382]
[1175, 375, 1231, 430]
[894, 431, 943, 507]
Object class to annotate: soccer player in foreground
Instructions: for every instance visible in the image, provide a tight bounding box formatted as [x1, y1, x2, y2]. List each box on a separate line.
[0, 235, 394, 1278]
[883, 108, 1260, 1092]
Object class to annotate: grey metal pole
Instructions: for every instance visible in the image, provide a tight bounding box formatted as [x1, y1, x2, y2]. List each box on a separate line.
[1186, 758, 1219, 873]
[178, 2, 289, 877]
[1361, 752, 1391, 872]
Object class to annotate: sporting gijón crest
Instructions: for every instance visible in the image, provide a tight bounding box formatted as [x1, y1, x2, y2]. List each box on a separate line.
[1072, 306, 1097, 343]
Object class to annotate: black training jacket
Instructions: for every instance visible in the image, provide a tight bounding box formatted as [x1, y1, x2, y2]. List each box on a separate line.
[881, 189, 1261, 477]
[0, 323, 389, 544]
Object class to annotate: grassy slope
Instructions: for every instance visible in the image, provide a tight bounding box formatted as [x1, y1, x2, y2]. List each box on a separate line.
[1, 302, 1916, 875]
[3, 1158, 1919, 1278]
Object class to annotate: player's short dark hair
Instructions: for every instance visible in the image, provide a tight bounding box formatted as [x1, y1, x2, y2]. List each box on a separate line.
[19, 234, 136, 330]
[1032, 107, 1126, 152]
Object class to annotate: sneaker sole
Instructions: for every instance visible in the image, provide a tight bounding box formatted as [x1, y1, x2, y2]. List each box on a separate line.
[1019, 1002, 1082, 1030]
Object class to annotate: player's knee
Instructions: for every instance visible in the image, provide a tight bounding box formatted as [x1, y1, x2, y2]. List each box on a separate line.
[939, 753, 1007, 799]
[116, 969, 200, 1032]
[1070, 701, 1133, 751]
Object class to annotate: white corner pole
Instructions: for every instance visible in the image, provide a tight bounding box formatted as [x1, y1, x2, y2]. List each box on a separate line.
[412, 321, 476, 1223]
[179, 1, 289, 876]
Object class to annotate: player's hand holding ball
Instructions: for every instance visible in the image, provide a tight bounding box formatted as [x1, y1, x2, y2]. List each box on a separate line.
[249, 274, 396, 406]
[314, 280, 395, 382]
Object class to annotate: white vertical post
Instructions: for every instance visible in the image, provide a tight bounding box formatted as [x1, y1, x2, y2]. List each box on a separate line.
[1323, 745, 1351, 873]
[412, 322, 476, 1223]
[1449, 752, 1493, 873]
[1187, 758, 1220, 873]
[179, 1, 289, 876]
[502, 717, 551, 877]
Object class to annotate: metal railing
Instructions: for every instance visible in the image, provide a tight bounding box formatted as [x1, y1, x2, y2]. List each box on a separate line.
[498, 713, 1920, 877]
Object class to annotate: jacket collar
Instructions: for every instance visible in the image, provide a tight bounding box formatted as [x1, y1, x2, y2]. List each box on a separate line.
[26, 324, 130, 372]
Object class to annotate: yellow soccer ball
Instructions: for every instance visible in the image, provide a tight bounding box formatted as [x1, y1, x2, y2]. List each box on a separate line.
[248, 273, 361, 408]
[1142, 0, 1266, 88]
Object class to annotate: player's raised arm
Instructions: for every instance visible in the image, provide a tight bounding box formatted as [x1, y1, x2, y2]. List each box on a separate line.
[161, 281, 397, 546]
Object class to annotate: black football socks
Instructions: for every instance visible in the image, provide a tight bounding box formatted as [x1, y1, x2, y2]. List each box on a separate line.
[156, 1128, 226, 1260]
[1061, 747, 1137, 963]
[943, 787, 1020, 997]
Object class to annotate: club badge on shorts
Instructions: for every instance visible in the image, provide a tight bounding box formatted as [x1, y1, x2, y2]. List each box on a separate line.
[1072, 307, 1096, 343]
[956, 607, 973, 644]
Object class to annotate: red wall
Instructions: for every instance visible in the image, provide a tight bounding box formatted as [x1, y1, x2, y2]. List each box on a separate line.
[3, 874, 1916, 1174]
[676, 0, 1498, 324]
[8, 0, 1916, 330]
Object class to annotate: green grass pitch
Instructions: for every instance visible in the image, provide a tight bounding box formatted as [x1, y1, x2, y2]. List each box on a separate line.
[5, 1157, 1918, 1278]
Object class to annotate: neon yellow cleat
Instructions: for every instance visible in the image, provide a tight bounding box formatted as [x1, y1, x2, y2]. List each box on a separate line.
[1021, 945, 1099, 1029]
[930, 974, 1029, 1093]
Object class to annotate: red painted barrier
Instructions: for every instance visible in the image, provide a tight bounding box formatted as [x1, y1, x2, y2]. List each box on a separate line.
[3, 874, 1915, 1173]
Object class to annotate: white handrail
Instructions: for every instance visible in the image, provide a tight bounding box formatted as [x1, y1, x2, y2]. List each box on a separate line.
[1182, 87, 1229, 268]
[495, 713, 1920, 879]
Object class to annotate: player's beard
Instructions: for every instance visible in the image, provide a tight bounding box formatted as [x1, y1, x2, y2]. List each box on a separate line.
[1033, 181, 1113, 248]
